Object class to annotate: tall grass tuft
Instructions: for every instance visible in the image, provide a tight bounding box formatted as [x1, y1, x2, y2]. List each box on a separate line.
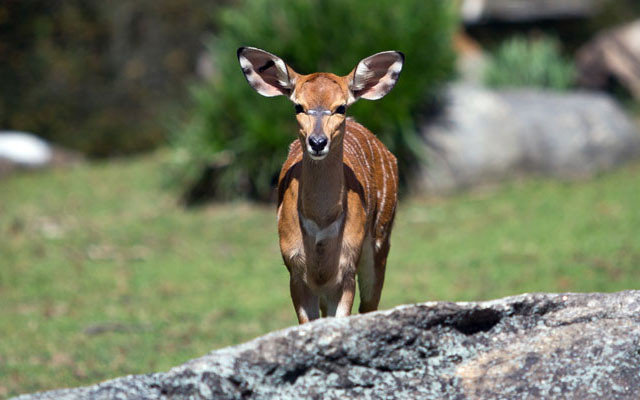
[484, 36, 576, 91]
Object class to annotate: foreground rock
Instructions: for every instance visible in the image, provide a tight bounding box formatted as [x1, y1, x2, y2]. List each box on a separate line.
[417, 84, 640, 194]
[15, 291, 640, 399]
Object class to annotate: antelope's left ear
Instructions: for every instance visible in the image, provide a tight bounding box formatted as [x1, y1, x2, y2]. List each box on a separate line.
[237, 47, 297, 97]
[347, 51, 404, 105]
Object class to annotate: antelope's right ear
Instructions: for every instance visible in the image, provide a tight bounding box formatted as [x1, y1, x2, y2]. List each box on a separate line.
[237, 47, 296, 97]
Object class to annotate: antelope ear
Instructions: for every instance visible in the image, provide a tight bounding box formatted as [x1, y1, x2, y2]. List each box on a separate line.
[237, 47, 296, 97]
[347, 51, 404, 104]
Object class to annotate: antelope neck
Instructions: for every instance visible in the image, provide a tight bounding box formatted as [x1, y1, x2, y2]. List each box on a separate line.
[299, 130, 345, 227]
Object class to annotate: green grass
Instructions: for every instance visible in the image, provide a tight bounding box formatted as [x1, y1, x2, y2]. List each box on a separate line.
[1, 151, 639, 396]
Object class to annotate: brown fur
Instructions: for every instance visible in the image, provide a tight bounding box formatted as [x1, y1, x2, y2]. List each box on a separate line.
[238, 48, 402, 323]
[278, 107, 398, 323]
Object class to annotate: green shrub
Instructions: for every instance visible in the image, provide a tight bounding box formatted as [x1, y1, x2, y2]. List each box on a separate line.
[484, 36, 575, 91]
[172, 0, 457, 202]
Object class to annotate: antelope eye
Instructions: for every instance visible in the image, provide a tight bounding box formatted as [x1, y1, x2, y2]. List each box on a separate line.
[334, 105, 346, 114]
[294, 104, 304, 114]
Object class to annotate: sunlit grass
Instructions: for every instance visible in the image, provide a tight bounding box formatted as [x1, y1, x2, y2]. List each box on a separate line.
[1, 151, 639, 396]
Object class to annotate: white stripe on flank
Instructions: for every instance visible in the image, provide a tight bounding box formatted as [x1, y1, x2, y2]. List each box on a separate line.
[372, 138, 387, 231]
[356, 127, 376, 205]
[344, 138, 370, 195]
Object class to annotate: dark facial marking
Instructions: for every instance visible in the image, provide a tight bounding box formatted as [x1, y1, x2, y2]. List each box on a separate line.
[258, 60, 275, 72]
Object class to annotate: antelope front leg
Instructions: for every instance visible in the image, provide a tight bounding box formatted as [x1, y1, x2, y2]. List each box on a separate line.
[325, 270, 356, 318]
[289, 276, 319, 324]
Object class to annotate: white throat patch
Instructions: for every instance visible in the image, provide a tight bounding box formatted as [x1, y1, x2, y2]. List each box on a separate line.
[299, 212, 344, 245]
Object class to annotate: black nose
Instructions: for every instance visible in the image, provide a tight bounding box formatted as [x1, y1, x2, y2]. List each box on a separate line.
[308, 135, 328, 152]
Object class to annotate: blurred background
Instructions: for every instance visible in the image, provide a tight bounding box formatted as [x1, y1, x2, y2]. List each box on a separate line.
[1, 0, 640, 396]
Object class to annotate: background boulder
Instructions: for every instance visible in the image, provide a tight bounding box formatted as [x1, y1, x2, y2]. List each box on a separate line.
[0, 131, 81, 178]
[1, 132, 51, 178]
[14, 291, 640, 399]
[416, 84, 640, 194]
[576, 20, 640, 98]
[0, 131, 52, 167]
[461, 0, 599, 24]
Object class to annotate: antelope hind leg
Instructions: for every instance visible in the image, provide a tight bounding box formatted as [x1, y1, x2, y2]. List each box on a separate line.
[358, 236, 389, 313]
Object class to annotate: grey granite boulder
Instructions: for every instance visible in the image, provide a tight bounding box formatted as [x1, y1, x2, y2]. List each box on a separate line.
[461, 0, 598, 24]
[14, 291, 640, 399]
[417, 84, 640, 194]
[576, 20, 640, 99]
[0, 131, 82, 178]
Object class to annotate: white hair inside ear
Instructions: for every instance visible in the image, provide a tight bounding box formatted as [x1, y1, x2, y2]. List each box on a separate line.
[237, 47, 296, 97]
[351, 62, 376, 91]
[348, 51, 404, 104]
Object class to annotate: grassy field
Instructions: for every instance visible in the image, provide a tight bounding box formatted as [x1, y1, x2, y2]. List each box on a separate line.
[1, 151, 639, 397]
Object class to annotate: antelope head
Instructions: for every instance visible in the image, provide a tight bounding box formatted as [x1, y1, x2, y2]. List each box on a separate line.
[238, 47, 404, 161]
